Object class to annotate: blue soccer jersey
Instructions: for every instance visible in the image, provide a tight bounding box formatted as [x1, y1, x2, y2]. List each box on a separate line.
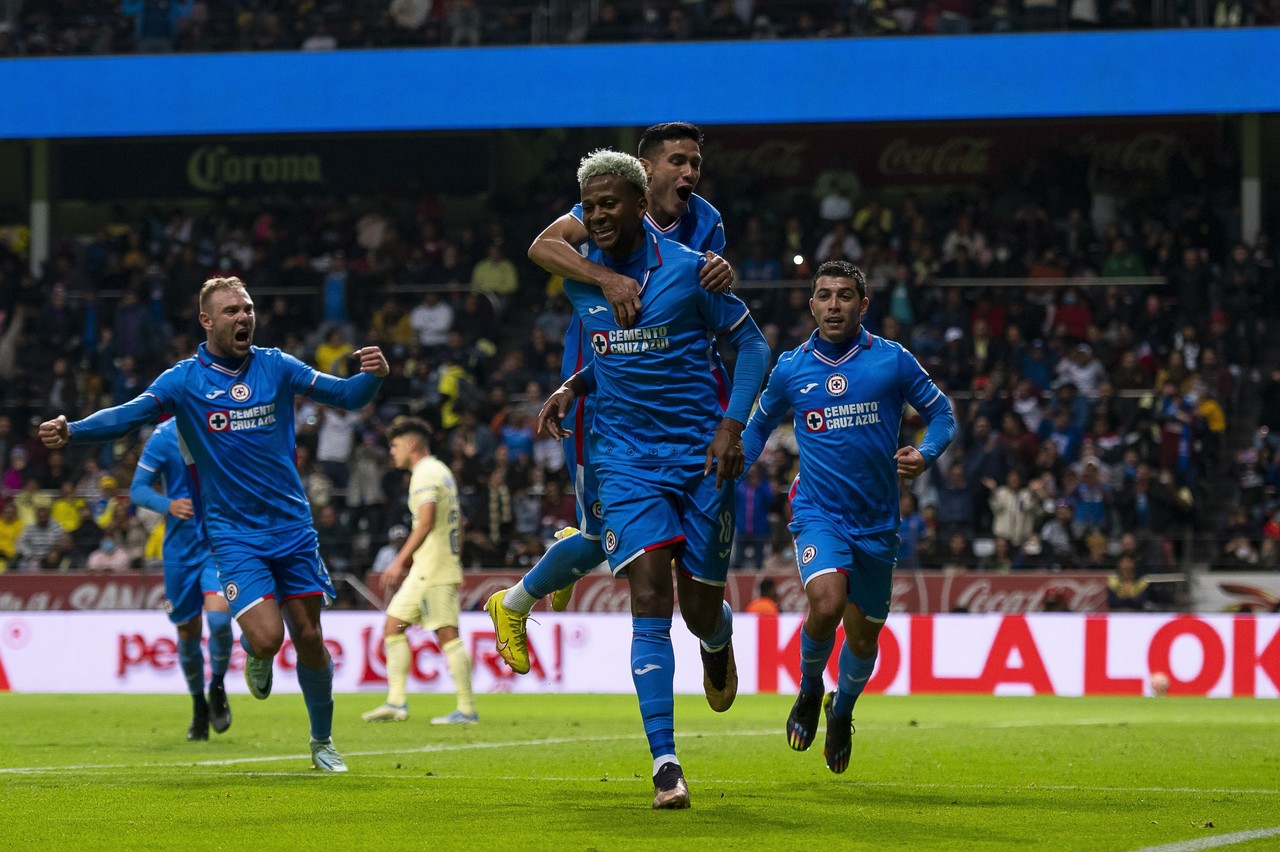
[565, 233, 753, 463]
[133, 419, 208, 566]
[743, 329, 956, 535]
[69, 343, 382, 541]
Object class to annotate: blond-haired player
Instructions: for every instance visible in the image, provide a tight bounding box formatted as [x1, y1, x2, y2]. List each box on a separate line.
[363, 417, 476, 725]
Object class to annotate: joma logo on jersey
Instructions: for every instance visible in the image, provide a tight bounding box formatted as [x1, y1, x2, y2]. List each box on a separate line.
[591, 326, 671, 356]
[826, 373, 848, 396]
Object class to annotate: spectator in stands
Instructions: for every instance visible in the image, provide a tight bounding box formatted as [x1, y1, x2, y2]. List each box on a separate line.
[733, 467, 773, 570]
[989, 468, 1040, 547]
[0, 501, 22, 572]
[1106, 553, 1150, 611]
[84, 532, 132, 573]
[15, 503, 69, 571]
[1055, 344, 1108, 396]
[315, 503, 353, 572]
[368, 524, 409, 579]
[315, 406, 360, 490]
[746, 578, 780, 616]
[470, 241, 518, 304]
[1039, 499, 1078, 567]
[410, 290, 454, 351]
[315, 328, 353, 377]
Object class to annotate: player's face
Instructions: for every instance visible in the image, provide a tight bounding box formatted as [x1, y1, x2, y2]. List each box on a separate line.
[642, 138, 702, 225]
[389, 435, 415, 470]
[580, 174, 647, 258]
[200, 286, 255, 359]
[809, 276, 868, 344]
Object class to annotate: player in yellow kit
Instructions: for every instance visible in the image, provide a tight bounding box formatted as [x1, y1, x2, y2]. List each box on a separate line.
[363, 417, 477, 725]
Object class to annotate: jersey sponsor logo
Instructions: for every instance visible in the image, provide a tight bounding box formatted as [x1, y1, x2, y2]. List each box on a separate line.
[225, 582, 239, 602]
[801, 545, 817, 565]
[226, 402, 278, 431]
[591, 326, 671, 356]
[799, 382, 819, 394]
[204, 390, 227, 399]
[230, 382, 252, 402]
[591, 331, 610, 356]
[588, 305, 609, 315]
[803, 410, 827, 432]
[826, 373, 848, 396]
[821, 400, 882, 428]
[207, 410, 231, 432]
[604, 529, 618, 553]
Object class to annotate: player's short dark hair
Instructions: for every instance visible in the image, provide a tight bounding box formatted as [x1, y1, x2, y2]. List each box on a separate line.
[637, 122, 704, 160]
[812, 260, 868, 300]
[759, 578, 776, 596]
[387, 417, 431, 449]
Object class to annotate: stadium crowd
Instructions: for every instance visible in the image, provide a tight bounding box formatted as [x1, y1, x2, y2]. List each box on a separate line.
[2, 0, 1278, 57]
[1, 139, 1278, 606]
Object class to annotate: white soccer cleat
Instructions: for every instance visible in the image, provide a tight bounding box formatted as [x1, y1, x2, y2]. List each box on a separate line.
[310, 737, 349, 772]
[430, 710, 479, 726]
[362, 702, 409, 722]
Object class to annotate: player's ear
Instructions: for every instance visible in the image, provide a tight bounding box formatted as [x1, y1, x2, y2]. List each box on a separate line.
[860, 297, 870, 318]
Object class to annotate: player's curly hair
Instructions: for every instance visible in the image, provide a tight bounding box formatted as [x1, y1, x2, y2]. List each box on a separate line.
[812, 260, 868, 300]
[199, 276, 248, 314]
[577, 149, 649, 197]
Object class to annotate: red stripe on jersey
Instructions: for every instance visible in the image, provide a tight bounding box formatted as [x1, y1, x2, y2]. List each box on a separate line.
[281, 591, 326, 602]
[643, 534, 686, 554]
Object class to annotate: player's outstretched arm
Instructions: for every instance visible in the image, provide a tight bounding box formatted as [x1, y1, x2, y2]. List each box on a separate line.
[298, 347, 387, 410]
[41, 393, 164, 448]
[529, 214, 643, 329]
[536, 371, 590, 440]
[699, 251, 735, 294]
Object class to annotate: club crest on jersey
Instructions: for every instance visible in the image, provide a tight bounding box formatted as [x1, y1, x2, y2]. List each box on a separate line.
[591, 501, 603, 519]
[591, 332, 610, 356]
[230, 382, 252, 402]
[206, 410, 230, 432]
[826, 373, 848, 396]
[225, 582, 239, 602]
[803, 410, 827, 432]
[801, 545, 817, 565]
[604, 529, 618, 553]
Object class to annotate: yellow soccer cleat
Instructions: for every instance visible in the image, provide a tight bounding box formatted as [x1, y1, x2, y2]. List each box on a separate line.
[485, 590, 530, 675]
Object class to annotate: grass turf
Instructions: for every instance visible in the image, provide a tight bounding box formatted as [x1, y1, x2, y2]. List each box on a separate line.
[1, 692, 1277, 850]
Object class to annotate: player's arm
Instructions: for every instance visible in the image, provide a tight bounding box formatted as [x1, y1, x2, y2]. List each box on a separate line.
[894, 348, 957, 480]
[536, 366, 593, 440]
[128, 461, 193, 519]
[40, 392, 164, 449]
[381, 500, 436, 592]
[706, 313, 770, 488]
[529, 213, 642, 329]
[699, 213, 734, 294]
[287, 348, 387, 410]
[742, 359, 792, 472]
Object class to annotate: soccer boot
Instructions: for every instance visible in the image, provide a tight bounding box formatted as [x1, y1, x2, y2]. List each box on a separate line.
[822, 692, 854, 774]
[652, 762, 691, 810]
[485, 591, 530, 675]
[187, 702, 209, 742]
[786, 688, 823, 752]
[243, 652, 273, 700]
[699, 640, 738, 712]
[310, 737, 349, 772]
[208, 683, 232, 734]
[550, 527, 580, 612]
[362, 702, 409, 722]
[430, 710, 479, 725]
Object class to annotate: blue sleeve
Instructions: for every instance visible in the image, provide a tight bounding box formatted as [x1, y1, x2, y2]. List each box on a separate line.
[129, 459, 173, 516]
[723, 315, 769, 426]
[899, 347, 956, 469]
[281, 352, 382, 410]
[573, 361, 596, 393]
[68, 392, 164, 444]
[742, 357, 791, 470]
[707, 211, 727, 256]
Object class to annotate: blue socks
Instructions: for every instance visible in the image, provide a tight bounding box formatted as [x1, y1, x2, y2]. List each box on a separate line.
[699, 600, 734, 652]
[631, 617, 675, 761]
[799, 626, 835, 696]
[523, 533, 606, 599]
[832, 642, 877, 720]
[206, 611, 233, 689]
[177, 637, 206, 702]
[296, 657, 335, 741]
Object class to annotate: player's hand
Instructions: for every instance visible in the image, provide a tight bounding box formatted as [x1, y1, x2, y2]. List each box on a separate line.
[536, 384, 577, 440]
[600, 272, 643, 329]
[700, 252, 736, 294]
[706, 420, 745, 490]
[39, 416, 70, 449]
[379, 563, 406, 592]
[895, 446, 927, 480]
[353, 346, 389, 377]
[167, 498, 195, 520]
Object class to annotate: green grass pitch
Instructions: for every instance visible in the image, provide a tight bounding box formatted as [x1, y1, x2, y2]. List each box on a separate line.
[1, 692, 1277, 850]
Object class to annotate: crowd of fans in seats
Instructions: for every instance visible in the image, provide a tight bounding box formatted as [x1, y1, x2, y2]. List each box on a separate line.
[1, 150, 1277, 612]
[3, 0, 1279, 58]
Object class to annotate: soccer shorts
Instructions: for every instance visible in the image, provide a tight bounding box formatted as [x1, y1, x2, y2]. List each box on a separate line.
[212, 524, 336, 620]
[790, 513, 900, 623]
[562, 399, 602, 539]
[162, 555, 223, 625]
[596, 458, 734, 585]
[386, 576, 460, 632]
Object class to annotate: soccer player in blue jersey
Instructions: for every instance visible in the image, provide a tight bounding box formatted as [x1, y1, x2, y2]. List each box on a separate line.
[538, 149, 770, 809]
[487, 122, 734, 674]
[40, 277, 387, 772]
[131, 417, 235, 741]
[741, 260, 956, 774]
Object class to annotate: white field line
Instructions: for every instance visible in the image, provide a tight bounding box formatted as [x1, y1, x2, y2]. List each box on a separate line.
[1134, 825, 1280, 852]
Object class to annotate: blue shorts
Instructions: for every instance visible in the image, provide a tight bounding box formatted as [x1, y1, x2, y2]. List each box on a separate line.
[211, 524, 335, 619]
[596, 458, 734, 585]
[162, 555, 222, 625]
[790, 512, 900, 623]
[562, 399, 602, 539]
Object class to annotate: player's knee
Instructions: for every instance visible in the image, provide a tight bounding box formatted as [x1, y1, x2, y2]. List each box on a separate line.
[810, 594, 845, 627]
[244, 624, 285, 657]
[288, 622, 324, 653]
[630, 586, 671, 618]
[679, 607, 718, 639]
[847, 633, 879, 659]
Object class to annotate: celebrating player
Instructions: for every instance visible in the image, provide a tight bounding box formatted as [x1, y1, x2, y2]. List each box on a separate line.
[362, 417, 476, 726]
[40, 277, 387, 772]
[537, 150, 770, 809]
[741, 260, 955, 774]
[130, 417, 234, 742]
[487, 122, 733, 674]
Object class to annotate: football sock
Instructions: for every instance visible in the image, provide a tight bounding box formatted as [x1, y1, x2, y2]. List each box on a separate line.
[505, 533, 606, 614]
[206, 611, 233, 689]
[296, 658, 335, 741]
[177, 637, 206, 701]
[799, 626, 835, 696]
[653, 755, 679, 776]
[832, 642, 877, 720]
[698, 600, 734, 653]
[384, 633, 410, 707]
[442, 637, 475, 716]
[239, 632, 259, 659]
[631, 617, 676, 761]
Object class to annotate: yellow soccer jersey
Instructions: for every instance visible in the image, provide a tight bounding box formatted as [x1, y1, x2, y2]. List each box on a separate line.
[408, 455, 462, 585]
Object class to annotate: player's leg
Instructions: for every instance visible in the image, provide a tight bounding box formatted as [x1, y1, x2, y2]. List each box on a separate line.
[163, 558, 211, 740]
[282, 595, 346, 772]
[675, 471, 737, 713]
[201, 557, 233, 734]
[429, 595, 477, 725]
[363, 614, 411, 722]
[217, 543, 286, 701]
[235, 598, 285, 700]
